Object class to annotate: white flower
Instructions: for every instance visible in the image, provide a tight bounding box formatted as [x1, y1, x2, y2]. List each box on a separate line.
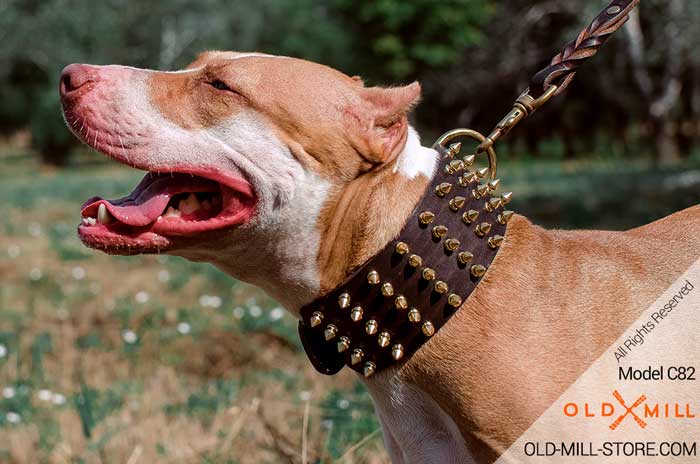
[89, 282, 101, 294]
[71, 266, 86, 280]
[51, 393, 66, 405]
[233, 307, 245, 319]
[29, 268, 42, 281]
[134, 291, 149, 304]
[299, 390, 312, 401]
[249, 305, 262, 318]
[177, 322, 191, 335]
[199, 295, 222, 308]
[322, 419, 334, 430]
[7, 245, 20, 258]
[0, 344, 7, 358]
[28, 222, 42, 237]
[122, 330, 138, 344]
[337, 399, 350, 409]
[5, 412, 20, 424]
[157, 270, 170, 283]
[269, 307, 284, 321]
[37, 389, 52, 401]
[2, 387, 15, 399]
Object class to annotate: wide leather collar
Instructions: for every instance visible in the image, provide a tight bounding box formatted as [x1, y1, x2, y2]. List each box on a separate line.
[298, 143, 512, 377]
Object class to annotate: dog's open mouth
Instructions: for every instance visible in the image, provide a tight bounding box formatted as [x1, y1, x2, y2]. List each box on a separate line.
[78, 171, 256, 254]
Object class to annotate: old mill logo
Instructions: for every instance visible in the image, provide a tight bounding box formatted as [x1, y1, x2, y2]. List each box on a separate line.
[563, 391, 699, 430]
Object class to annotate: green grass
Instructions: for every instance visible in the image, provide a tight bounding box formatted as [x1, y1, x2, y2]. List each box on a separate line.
[0, 152, 383, 463]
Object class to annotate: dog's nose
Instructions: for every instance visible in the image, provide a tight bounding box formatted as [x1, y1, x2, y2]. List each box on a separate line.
[60, 64, 98, 97]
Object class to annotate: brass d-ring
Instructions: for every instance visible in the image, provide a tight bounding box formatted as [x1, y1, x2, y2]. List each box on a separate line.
[433, 129, 497, 181]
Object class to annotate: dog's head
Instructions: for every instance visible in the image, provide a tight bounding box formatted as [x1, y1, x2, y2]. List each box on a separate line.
[60, 51, 432, 309]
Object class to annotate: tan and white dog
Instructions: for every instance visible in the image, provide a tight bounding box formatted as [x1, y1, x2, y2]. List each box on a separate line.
[60, 52, 700, 463]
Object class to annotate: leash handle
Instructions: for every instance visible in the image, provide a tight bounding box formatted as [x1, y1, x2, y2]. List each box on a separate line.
[530, 0, 641, 98]
[476, 0, 641, 154]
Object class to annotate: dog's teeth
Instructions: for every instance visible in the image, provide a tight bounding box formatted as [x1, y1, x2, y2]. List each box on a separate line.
[97, 204, 114, 225]
[163, 206, 181, 218]
[86, 217, 97, 226]
[178, 194, 201, 215]
[82, 218, 90, 226]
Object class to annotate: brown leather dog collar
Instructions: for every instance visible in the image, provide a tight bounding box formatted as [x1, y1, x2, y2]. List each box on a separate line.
[297, 0, 641, 378]
[298, 143, 512, 377]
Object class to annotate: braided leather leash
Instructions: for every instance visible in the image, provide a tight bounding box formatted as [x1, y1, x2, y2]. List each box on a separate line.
[476, 0, 641, 155]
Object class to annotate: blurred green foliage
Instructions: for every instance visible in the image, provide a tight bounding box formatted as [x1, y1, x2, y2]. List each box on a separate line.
[2, 0, 699, 164]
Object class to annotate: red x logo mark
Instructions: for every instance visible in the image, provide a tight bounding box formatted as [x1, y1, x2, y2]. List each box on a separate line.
[609, 390, 647, 430]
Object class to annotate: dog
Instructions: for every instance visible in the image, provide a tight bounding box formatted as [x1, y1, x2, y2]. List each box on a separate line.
[60, 51, 700, 463]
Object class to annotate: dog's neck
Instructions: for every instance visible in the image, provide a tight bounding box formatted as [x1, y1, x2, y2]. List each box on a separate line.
[315, 127, 438, 297]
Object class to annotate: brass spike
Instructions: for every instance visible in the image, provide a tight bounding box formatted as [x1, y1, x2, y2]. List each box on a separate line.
[367, 270, 380, 285]
[462, 209, 479, 224]
[395, 241, 409, 255]
[463, 154, 476, 166]
[408, 308, 421, 323]
[432, 225, 448, 239]
[444, 238, 460, 252]
[419, 211, 435, 225]
[448, 293, 463, 308]
[337, 336, 350, 353]
[488, 235, 504, 249]
[498, 210, 514, 225]
[394, 295, 408, 310]
[350, 349, 363, 365]
[324, 324, 338, 341]
[310, 311, 323, 328]
[445, 159, 464, 175]
[448, 142, 462, 157]
[476, 167, 489, 178]
[363, 362, 376, 377]
[365, 319, 378, 335]
[501, 192, 513, 204]
[464, 172, 478, 183]
[457, 251, 474, 265]
[471, 264, 487, 278]
[378, 331, 391, 348]
[407, 254, 423, 268]
[434, 280, 449, 294]
[391, 344, 404, 361]
[449, 196, 466, 212]
[435, 183, 452, 197]
[421, 268, 436, 281]
[350, 306, 363, 322]
[381, 282, 394, 297]
[338, 292, 351, 309]
[472, 184, 489, 199]
[488, 179, 501, 192]
[475, 222, 492, 238]
[485, 197, 503, 212]
[422, 321, 435, 337]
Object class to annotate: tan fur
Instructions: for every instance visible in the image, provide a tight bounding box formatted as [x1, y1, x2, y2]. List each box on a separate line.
[360, 208, 700, 462]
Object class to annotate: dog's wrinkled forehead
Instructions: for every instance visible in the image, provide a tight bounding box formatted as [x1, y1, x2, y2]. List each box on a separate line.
[150, 51, 360, 130]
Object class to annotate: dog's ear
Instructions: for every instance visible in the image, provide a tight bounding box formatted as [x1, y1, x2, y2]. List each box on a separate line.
[345, 82, 421, 165]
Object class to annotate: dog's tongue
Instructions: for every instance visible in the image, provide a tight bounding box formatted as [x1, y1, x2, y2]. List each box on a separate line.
[81, 173, 218, 227]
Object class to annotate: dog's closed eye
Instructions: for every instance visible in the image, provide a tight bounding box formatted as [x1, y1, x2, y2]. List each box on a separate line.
[208, 79, 235, 93]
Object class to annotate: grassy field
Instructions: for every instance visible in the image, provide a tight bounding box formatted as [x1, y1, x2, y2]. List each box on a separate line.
[1, 143, 698, 463]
